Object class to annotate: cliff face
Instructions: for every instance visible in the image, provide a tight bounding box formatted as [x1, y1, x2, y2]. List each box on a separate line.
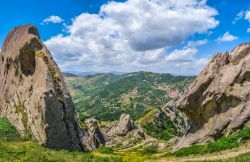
[0, 25, 95, 151]
[175, 43, 250, 150]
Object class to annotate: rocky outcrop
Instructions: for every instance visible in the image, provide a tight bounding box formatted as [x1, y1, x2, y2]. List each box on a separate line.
[163, 100, 189, 135]
[175, 43, 250, 150]
[85, 118, 106, 148]
[104, 113, 147, 147]
[117, 114, 135, 136]
[106, 114, 135, 137]
[0, 25, 95, 151]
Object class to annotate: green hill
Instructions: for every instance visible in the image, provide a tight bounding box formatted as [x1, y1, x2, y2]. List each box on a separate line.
[65, 71, 195, 121]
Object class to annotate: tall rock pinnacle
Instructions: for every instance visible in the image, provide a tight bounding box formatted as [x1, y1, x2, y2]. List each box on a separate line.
[0, 24, 95, 151]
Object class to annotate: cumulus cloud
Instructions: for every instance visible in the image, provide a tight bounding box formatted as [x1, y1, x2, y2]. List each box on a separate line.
[216, 32, 238, 43]
[42, 15, 64, 25]
[45, 0, 218, 75]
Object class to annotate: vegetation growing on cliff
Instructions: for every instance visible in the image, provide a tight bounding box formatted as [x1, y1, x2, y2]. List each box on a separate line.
[174, 127, 250, 157]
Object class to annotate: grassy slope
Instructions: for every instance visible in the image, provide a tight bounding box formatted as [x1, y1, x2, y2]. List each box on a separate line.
[174, 127, 250, 157]
[222, 152, 250, 162]
[0, 117, 162, 162]
[0, 117, 122, 162]
[2, 105, 250, 161]
[138, 109, 179, 140]
[65, 71, 194, 121]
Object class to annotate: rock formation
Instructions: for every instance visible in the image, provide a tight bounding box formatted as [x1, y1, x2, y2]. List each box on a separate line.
[106, 114, 135, 137]
[104, 113, 147, 147]
[0, 24, 95, 151]
[85, 118, 106, 148]
[116, 114, 135, 136]
[163, 100, 189, 135]
[175, 43, 250, 150]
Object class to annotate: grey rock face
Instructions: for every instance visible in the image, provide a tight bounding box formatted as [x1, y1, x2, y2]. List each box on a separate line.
[105, 114, 135, 137]
[175, 43, 250, 150]
[0, 25, 94, 151]
[85, 118, 106, 148]
[163, 100, 189, 135]
[116, 114, 135, 136]
[104, 113, 147, 147]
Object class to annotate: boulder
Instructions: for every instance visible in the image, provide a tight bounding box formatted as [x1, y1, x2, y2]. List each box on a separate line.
[175, 43, 250, 150]
[0, 24, 95, 151]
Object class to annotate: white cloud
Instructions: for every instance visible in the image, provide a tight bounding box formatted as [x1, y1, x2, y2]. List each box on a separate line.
[216, 32, 238, 43]
[233, 10, 245, 24]
[245, 10, 250, 22]
[45, 0, 218, 75]
[185, 39, 208, 48]
[42, 15, 64, 25]
[166, 48, 197, 62]
[247, 28, 250, 33]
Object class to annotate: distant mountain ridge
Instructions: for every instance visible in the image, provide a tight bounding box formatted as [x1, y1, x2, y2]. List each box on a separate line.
[63, 71, 126, 77]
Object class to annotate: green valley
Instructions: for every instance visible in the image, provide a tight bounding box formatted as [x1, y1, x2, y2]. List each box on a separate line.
[65, 71, 195, 121]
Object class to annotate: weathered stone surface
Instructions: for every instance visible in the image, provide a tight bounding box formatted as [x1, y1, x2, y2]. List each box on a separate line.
[106, 114, 135, 137]
[175, 43, 250, 150]
[0, 24, 94, 151]
[117, 114, 135, 136]
[163, 100, 189, 135]
[104, 113, 147, 147]
[85, 118, 106, 148]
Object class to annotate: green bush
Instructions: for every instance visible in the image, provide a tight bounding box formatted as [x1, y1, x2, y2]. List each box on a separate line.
[175, 127, 250, 157]
[0, 117, 21, 141]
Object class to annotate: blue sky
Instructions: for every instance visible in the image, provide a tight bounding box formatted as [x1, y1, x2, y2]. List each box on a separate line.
[1, 0, 250, 75]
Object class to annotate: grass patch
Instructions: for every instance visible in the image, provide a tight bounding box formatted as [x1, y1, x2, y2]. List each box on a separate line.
[0, 117, 121, 161]
[0, 117, 21, 141]
[218, 152, 250, 162]
[98, 146, 114, 154]
[141, 144, 158, 154]
[175, 127, 250, 157]
[0, 140, 122, 162]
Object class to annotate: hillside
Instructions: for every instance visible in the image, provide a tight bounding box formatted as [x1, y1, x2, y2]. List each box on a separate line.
[65, 71, 195, 121]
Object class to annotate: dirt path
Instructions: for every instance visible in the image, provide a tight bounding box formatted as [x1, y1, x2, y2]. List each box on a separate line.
[156, 143, 250, 162]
